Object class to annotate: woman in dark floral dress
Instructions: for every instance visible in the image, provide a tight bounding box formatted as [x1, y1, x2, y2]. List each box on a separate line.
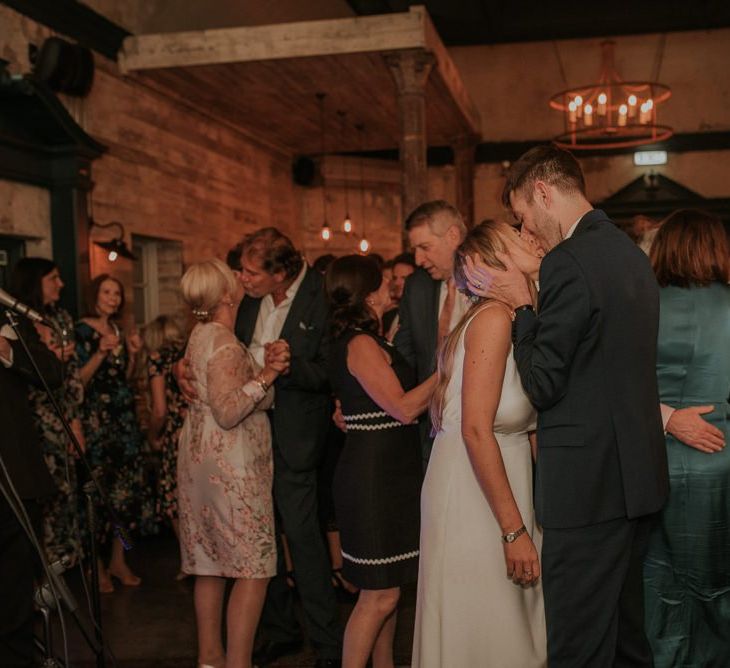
[8, 258, 85, 566]
[142, 314, 188, 573]
[76, 274, 154, 593]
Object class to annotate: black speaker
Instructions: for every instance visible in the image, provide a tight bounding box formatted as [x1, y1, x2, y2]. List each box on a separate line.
[292, 156, 318, 186]
[33, 37, 95, 97]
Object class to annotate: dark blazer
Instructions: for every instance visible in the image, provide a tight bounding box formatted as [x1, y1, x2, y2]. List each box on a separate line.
[393, 268, 441, 383]
[0, 315, 61, 500]
[235, 266, 330, 472]
[513, 209, 669, 529]
[393, 268, 441, 455]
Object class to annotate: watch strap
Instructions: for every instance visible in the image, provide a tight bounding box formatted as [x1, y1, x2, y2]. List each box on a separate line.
[502, 525, 527, 543]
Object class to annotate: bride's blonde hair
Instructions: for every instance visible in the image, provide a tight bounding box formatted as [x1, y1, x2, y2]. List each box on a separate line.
[429, 220, 537, 434]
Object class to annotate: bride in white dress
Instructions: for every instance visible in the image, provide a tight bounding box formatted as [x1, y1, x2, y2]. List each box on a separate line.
[412, 220, 547, 668]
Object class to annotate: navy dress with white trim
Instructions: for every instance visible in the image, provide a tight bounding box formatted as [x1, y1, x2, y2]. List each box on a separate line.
[328, 328, 422, 589]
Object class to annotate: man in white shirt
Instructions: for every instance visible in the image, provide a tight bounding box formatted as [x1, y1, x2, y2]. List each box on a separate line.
[394, 200, 469, 466]
[232, 229, 341, 668]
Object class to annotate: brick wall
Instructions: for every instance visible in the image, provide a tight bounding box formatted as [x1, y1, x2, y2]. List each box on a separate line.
[1, 4, 299, 327]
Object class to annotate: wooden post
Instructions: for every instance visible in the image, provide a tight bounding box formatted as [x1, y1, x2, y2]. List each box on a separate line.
[384, 48, 435, 249]
[451, 134, 478, 228]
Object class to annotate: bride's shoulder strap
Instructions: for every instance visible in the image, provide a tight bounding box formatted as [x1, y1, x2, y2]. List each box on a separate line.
[467, 300, 514, 327]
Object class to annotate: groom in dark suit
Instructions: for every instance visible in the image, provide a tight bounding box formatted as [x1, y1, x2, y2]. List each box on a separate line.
[467, 146, 669, 666]
[233, 228, 341, 667]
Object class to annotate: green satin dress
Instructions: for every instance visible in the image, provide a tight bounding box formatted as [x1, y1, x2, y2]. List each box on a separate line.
[643, 282, 730, 667]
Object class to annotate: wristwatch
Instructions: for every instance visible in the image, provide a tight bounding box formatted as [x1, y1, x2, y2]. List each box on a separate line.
[502, 525, 527, 543]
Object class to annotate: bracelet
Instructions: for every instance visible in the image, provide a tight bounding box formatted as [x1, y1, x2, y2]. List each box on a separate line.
[501, 525, 527, 543]
[255, 373, 269, 393]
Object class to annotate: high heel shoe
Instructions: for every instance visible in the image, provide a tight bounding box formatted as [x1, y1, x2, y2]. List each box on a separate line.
[197, 658, 225, 668]
[108, 566, 142, 587]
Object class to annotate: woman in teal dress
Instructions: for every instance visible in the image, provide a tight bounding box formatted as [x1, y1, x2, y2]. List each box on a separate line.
[643, 209, 730, 667]
[76, 274, 155, 593]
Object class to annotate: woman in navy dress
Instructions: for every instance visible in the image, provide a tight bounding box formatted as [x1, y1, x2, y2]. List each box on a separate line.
[326, 255, 436, 668]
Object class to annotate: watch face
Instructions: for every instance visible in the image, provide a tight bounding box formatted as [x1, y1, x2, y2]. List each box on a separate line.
[505, 534, 515, 543]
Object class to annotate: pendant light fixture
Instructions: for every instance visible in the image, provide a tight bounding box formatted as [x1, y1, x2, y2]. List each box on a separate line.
[549, 40, 672, 150]
[338, 110, 353, 234]
[356, 122, 369, 254]
[317, 92, 331, 242]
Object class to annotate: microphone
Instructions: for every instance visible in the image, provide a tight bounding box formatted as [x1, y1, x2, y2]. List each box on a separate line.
[0, 288, 49, 325]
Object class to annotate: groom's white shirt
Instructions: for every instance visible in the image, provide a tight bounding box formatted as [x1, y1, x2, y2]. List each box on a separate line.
[565, 215, 583, 240]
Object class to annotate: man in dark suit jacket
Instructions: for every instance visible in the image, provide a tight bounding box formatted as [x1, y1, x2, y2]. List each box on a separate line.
[467, 146, 669, 666]
[0, 314, 62, 667]
[394, 201, 467, 465]
[233, 229, 341, 667]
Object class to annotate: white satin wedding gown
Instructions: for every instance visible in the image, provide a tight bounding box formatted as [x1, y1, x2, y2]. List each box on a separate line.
[412, 307, 547, 668]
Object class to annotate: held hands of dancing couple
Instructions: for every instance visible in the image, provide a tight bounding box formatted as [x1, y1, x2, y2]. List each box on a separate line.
[176, 338, 291, 402]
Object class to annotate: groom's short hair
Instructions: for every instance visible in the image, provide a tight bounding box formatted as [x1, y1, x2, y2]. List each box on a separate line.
[502, 145, 586, 207]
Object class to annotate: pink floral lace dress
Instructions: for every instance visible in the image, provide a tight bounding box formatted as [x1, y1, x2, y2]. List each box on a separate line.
[177, 322, 276, 578]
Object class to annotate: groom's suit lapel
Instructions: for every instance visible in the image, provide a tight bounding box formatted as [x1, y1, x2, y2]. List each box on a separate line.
[235, 296, 261, 346]
[571, 208, 609, 239]
[279, 267, 316, 343]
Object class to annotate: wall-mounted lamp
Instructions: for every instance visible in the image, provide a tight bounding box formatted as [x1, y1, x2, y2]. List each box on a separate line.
[90, 220, 136, 261]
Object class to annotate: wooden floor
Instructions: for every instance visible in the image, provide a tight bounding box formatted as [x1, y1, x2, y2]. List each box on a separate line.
[46, 533, 416, 667]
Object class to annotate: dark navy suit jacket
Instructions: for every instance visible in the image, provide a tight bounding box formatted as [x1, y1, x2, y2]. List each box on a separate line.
[513, 209, 669, 528]
[235, 266, 330, 472]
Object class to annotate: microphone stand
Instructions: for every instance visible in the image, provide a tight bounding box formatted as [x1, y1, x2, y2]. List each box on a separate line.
[4, 308, 128, 668]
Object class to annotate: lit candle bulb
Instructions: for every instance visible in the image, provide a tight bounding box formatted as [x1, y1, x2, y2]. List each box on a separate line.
[584, 103, 593, 126]
[618, 104, 628, 127]
[343, 216, 352, 233]
[639, 99, 653, 124]
[597, 92, 607, 116]
[321, 224, 331, 241]
[359, 238, 370, 254]
[628, 94, 638, 118]
[645, 98, 654, 121]
[574, 95, 583, 118]
[568, 100, 577, 124]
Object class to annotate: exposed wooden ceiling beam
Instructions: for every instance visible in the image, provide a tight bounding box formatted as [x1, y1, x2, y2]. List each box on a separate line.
[119, 8, 426, 73]
[118, 6, 481, 144]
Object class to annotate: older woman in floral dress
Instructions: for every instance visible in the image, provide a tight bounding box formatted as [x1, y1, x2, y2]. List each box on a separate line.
[178, 258, 290, 668]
